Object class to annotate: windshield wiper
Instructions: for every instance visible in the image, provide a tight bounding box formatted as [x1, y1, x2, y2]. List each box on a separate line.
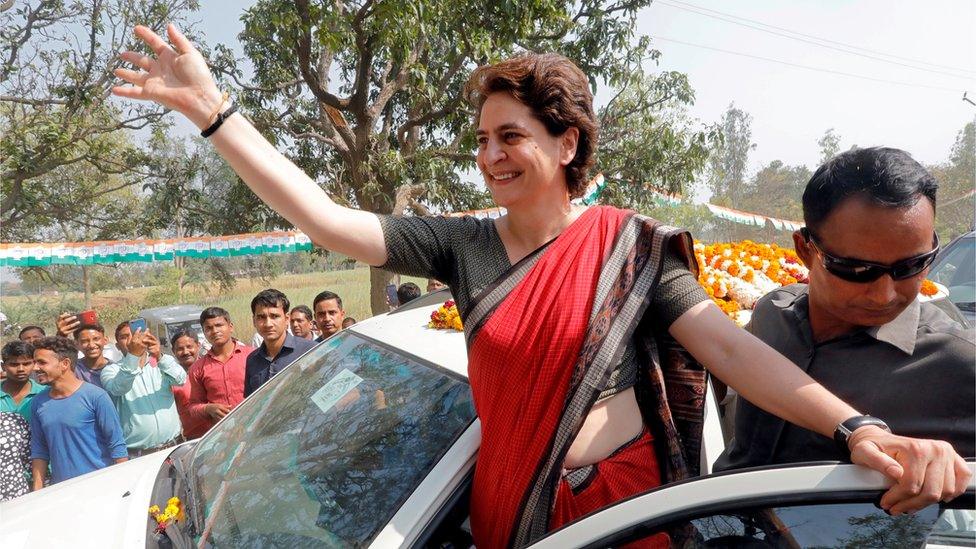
[170, 450, 202, 537]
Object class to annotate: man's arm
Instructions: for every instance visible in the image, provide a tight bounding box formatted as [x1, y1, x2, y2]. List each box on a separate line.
[99, 356, 139, 396]
[31, 459, 47, 491]
[243, 358, 257, 398]
[187, 360, 213, 421]
[93, 389, 129, 461]
[157, 353, 188, 387]
[29, 402, 49, 491]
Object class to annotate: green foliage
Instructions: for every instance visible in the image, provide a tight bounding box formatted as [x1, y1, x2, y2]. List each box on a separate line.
[637, 200, 725, 242]
[597, 72, 720, 208]
[817, 128, 842, 165]
[1, 0, 201, 237]
[142, 266, 184, 308]
[212, 0, 694, 218]
[738, 160, 810, 222]
[707, 103, 755, 206]
[931, 121, 975, 242]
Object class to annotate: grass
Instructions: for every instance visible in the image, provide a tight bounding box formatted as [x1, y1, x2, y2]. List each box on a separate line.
[0, 266, 426, 344]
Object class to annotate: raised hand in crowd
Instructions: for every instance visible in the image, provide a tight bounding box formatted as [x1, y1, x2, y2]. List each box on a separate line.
[55, 312, 80, 337]
[126, 327, 150, 363]
[145, 332, 163, 361]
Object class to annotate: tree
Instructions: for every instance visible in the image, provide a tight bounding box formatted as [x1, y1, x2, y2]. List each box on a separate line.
[707, 103, 755, 207]
[0, 0, 200, 236]
[14, 155, 145, 307]
[817, 127, 841, 165]
[597, 71, 720, 209]
[739, 160, 810, 222]
[212, 0, 699, 314]
[727, 159, 811, 246]
[930, 121, 975, 241]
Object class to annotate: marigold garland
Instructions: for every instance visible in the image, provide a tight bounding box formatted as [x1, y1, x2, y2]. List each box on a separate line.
[429, 300, 463, 331]
[695, 240, 809, 322]
[148, 496, 184, 534]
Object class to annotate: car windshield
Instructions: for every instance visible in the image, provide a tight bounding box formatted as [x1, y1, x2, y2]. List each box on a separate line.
[165, 320, 203, 341]
[930, 235, 976, 311]
[186, 331, 476, 547]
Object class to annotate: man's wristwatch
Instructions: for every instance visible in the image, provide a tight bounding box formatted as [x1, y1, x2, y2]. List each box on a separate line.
[834, 415, 891, 456]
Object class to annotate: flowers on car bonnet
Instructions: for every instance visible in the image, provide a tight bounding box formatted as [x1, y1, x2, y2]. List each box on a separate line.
[429, 300, 463, 331]
[148, 496, 184, 534]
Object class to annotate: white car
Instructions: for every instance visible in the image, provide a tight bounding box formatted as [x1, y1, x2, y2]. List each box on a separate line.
[2, 292, 973, 548]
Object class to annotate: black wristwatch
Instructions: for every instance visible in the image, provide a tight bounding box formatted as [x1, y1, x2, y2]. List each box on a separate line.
[834, 415, 891, 456]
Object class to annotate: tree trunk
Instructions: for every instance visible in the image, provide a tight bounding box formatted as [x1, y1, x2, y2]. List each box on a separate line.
[369, 266, 394, 316]
[175, 256, 186, 303]
[174, 217, 186, 303]
[82, 265, 91, 309]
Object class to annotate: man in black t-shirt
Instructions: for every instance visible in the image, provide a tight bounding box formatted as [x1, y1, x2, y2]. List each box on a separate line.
[717, 147, 975, 472]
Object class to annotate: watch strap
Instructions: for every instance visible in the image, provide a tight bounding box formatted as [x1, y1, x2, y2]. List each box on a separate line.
[834, 415, 891, 456]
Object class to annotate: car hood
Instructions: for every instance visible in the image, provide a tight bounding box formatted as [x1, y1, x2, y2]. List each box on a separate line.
[0, 448, 174, 548]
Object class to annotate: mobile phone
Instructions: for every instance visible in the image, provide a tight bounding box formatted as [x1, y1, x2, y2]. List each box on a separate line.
[386, 283, 399, 307]
[128, 318, 147, 333]
[78, 309, 98, 325]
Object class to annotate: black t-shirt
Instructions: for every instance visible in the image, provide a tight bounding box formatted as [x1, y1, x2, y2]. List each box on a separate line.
[716, 285, 976, 470]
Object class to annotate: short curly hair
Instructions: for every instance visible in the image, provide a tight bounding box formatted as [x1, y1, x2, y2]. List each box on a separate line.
[465, 53, 598, 199]
[33, 336, 79, 364]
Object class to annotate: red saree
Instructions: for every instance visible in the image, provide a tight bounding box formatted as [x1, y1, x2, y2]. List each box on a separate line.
[465, 206, 707, 548]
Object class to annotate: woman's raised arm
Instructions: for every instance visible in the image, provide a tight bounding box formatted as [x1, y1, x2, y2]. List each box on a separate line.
[112, 24, 388, 266]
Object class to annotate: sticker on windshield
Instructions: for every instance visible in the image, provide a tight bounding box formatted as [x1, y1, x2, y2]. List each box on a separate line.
[310, 368, 364, 413]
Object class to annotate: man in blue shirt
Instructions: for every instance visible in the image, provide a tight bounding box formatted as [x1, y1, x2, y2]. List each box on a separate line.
[244, 289, 316, 397]
[29, 336, 127, 488]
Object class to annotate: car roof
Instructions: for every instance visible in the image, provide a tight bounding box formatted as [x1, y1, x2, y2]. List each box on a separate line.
[347, 299, 469, 378]
[137, 304, 204, 323]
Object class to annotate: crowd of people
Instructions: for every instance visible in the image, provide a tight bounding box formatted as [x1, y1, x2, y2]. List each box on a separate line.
[0, 279, 438, 501]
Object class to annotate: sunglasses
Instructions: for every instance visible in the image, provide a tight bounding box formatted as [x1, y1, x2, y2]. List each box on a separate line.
[801, 228, 940, 283]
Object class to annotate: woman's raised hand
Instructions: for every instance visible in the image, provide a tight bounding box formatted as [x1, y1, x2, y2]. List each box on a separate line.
[112, 24, 224, 130]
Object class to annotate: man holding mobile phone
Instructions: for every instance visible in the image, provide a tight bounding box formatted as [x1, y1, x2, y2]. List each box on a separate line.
[99, 324, 187, 458]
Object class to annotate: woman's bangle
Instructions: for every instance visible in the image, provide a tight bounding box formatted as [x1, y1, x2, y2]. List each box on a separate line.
[201, 103, 238, 138]
[206, 91, 230, 126]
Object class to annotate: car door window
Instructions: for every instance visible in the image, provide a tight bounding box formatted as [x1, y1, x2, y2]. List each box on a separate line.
[618, 500, 974, 548]
[186, 332, 477, 547]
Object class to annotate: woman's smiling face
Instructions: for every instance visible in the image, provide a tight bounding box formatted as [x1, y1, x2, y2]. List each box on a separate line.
[476, 92, 576, 208]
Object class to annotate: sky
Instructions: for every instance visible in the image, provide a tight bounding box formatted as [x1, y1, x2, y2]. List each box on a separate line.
[186, 0, 975, 178]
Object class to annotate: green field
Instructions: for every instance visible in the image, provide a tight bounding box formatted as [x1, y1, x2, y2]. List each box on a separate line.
[0, 266, 426, 345]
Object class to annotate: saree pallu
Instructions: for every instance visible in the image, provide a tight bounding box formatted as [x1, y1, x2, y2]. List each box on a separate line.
[464, 206, 707, 548]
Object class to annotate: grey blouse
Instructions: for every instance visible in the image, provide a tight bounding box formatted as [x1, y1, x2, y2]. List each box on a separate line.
[377, 213, 709, 396]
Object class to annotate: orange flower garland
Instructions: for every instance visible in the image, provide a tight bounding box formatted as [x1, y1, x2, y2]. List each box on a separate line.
[429, 300, 463, 331]
[694, 240, 810, 321]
